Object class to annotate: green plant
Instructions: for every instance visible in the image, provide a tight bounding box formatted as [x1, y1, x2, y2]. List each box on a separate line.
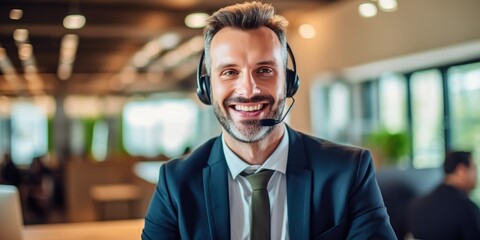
[365, 129, 410, 166]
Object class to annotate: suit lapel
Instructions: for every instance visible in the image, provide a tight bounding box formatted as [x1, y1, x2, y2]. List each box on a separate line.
[286, 126, 312, 239]
[201, 128, 313, 239]
[203, 138, 230, 240]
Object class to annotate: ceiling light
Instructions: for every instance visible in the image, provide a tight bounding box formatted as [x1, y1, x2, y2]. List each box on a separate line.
[18, 43, 33, 60]
[9, 9, 23, 20]
[144, 41, 162, 57]
[359, 2, 377, 18]
[0, 96, 11, 114]
[378, 0, 398, 12]
[58, 63, 72, 80]
[133, 51, 149, 68]
[62, 34, 79, 49]
[0, 52, 17, 77]
[185, 13, 209, 29]
[57, 34, 79, 80]
[187, 35, 204, 51]
[63, 14, 86, 29]
[64, 96, 102, 118]
[159, 33, 180, 50]
[24, 65, 38, 73]
[25, 71, 40, 82]
[298, 24, 316, 39]
[13, 29, 29, 42]
[134, 33, 181, 69]
[0, 47, 6, 61]
[60, 34, 79, 63]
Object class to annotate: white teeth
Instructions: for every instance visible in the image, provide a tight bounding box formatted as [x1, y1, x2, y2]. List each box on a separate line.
[234, 104, 263, 112]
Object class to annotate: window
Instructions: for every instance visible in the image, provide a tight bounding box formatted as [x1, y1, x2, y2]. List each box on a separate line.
[327, 82, 351, 143]
[11, 101, 48, 165]
[378, 73, 407, 133]
[360, 80, 379, 137]
[310, 80, 330, 138]
[70, 119, 86, 156]
[158, 100, 197, 157]
[410, 70, 445, 168]
[310, 60, 480, 169]
[122, 97, 198, 158]
[0, 117, 9, 157]
[123, 101, 162, 158]
[448, 62, 480, 156]
[91, 120, 109, 161]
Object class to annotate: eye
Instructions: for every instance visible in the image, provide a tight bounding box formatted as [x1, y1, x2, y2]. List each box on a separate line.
[257, 67, 273, 74]
[221, 69, 238, 76]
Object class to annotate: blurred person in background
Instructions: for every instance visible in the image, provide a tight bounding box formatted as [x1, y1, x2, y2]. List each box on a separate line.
[0, 153, 22, 188]
[25, 155, 55, 224]
[407, 151, 480, 240]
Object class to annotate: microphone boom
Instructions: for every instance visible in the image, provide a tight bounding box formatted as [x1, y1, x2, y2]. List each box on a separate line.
[259, 97, 295, 127]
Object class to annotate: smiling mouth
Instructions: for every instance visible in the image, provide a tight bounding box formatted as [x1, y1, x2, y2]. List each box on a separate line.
[225, 95, 273, 114]
[233, 104, 266, 112]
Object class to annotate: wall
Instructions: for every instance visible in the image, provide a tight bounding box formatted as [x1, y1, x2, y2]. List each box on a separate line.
[285, 0, 480, 134]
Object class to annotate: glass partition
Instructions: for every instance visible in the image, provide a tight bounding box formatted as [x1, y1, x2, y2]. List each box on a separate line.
[410, 70, 445, 168]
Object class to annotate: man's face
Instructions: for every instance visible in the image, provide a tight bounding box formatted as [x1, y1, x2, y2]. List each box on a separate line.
[466, 158, 478, 191]
[209, 26, 286, 143]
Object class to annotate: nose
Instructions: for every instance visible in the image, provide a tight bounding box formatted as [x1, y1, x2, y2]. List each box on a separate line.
[235, 72, 260, 97]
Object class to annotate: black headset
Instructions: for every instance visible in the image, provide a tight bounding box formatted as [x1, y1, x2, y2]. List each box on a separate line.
[196, 43, 300, 105]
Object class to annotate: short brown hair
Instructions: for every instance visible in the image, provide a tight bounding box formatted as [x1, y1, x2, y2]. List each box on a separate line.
[203, 1, 289, 74]
[444, 151, 473, 174]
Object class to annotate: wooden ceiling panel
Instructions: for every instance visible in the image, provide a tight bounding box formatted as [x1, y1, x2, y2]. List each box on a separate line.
[0, 0, 342, 95]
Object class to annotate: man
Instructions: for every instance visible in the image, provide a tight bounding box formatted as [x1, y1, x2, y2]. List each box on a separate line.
[407, 151, 480, 240]
[142, 2, 395, 239]
[0, 153, 21, 188]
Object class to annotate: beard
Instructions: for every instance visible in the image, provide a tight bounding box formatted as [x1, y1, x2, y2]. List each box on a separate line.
[213, 95, 286, 143]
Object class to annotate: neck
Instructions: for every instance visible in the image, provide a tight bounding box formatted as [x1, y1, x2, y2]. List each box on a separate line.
[224, 124, 285, 165]
[444, 175, 470, 193]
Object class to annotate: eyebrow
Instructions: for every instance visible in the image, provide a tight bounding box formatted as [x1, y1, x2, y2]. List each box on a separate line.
[214, 60, 279, 72]
[214, 63, 237, 72]
[256, 60, 278, 67]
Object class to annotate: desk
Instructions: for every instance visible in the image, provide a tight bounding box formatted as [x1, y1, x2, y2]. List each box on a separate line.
[90, 184, 141, 220]
[24, 219, 143, 240]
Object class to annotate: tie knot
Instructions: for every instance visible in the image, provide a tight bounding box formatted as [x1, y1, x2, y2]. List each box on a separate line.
[242, 170, 274, 190]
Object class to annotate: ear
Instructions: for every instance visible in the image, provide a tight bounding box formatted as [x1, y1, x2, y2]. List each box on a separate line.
[455, 164, 470, 178]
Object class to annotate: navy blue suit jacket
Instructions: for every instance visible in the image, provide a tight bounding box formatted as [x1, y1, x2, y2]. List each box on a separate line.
[142, 126, 396, 239]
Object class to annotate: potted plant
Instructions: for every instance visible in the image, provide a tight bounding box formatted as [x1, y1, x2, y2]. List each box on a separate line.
[365, 129, 410, 168]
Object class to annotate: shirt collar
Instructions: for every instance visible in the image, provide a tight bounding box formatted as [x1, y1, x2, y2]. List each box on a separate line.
[223, 125, 289, 180]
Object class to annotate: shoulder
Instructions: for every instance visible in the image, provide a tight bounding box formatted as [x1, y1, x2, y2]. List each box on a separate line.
[452, 188, 480, 214]
[414, 184, 479, 210]
[447, 187, 480, 221]
[300, 132, 365, 155]
[161, 137, 219, 178]
[291, 129, 370, 165]
[287, 127, 373, 181]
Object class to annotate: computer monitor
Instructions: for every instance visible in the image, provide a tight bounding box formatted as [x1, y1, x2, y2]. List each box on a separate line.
[0, 185, 24, 240]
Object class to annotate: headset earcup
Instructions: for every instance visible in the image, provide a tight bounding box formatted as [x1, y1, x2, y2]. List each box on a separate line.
[286, 69, 299, 98]
[197, 75, 212, 105]
[196, 51, 212, 105]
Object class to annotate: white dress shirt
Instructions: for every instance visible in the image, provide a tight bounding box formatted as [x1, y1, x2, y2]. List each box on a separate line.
[223, 125, 290, 240]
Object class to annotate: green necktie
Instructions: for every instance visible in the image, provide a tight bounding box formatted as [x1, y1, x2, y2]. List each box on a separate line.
[242, 170, 275, 240]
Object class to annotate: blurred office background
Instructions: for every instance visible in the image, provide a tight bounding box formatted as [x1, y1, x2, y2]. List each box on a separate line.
[1, 0, 480, 238]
